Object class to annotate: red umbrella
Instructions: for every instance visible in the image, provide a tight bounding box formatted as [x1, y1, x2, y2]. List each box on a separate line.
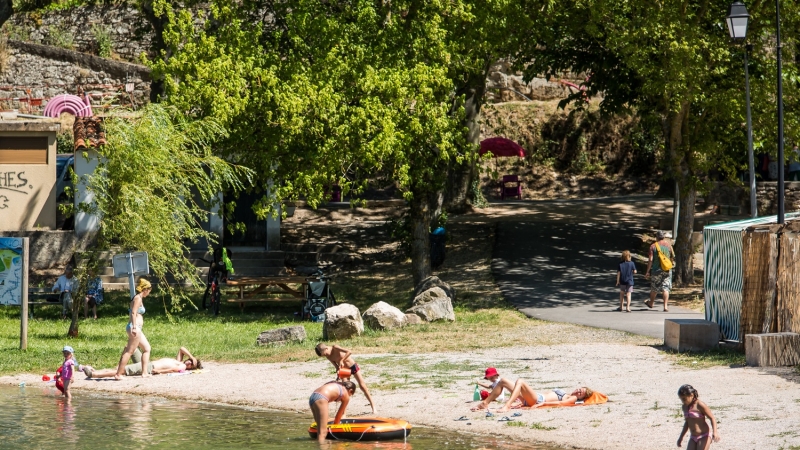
[479, 137, 525, 158]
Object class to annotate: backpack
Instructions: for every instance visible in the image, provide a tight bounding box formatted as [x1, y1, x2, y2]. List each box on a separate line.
[654, 242, 673, 271]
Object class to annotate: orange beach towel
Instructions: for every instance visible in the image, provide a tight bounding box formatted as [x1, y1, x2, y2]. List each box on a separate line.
[522, 391, 608, 409]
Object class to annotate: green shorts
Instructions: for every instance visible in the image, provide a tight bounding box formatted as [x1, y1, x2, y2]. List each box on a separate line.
[124, 361, 155, 376]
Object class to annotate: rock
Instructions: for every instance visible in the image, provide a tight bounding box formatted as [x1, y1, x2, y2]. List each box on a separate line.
[256, 325, 307, 346]
[406, 287, 455, 322]
[404, 313, 423, 326]
[412, 276, 456, 302]
[323, 303, 364, 340]
[362, 301, 406, 331]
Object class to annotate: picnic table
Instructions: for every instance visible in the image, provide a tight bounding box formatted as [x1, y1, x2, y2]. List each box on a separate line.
[224, 276, 311, 310]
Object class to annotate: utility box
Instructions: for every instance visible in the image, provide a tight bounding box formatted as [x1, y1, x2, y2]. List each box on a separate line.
[664, 319, 720, 352]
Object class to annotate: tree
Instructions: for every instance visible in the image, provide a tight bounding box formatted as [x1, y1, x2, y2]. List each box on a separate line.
[69, 103, 251, 336]
[151, 0, 473, 286]
[522, 0, 800, 286]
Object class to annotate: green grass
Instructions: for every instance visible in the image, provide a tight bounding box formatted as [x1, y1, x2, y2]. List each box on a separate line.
[530, 422, 557, 431]
[664, 347, 746, 369]
[0, 285, 551, 377]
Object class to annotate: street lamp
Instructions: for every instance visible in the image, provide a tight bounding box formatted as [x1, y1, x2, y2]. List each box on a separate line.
[726, 1, 756, 217]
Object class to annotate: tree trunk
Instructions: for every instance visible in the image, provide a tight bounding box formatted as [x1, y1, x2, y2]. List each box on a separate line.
[409, 190, 437, 287]
[665, 100, 695, 287]
[68, 292, 80, 337]
[673, 180, 696, 286]
[0, 0, 12, 29]
[446, 78, 486, 212]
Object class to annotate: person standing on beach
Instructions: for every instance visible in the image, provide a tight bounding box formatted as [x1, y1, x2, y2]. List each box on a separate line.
[114, 279, 152, 380]
[315, 343, 377, 414]
[59, 345, 78, 400]
[616, 250, 636, 312]
[677, 384, 720, 449]
[645, 231, 675, 312]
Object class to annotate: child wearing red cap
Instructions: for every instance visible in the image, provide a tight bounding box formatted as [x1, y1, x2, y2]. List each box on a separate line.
[471, 367, 514, 411]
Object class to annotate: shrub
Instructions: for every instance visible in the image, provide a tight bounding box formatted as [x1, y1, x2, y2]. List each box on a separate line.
[91, 24, 112, 58]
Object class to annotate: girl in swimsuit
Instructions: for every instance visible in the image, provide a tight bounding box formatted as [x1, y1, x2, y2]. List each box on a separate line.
[114, 278, 152, 380]
[677, 384, 720, 449]
[309, 380, 356, 443]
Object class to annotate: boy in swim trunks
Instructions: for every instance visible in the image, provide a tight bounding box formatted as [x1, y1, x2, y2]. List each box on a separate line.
[315, 343, 376, 414]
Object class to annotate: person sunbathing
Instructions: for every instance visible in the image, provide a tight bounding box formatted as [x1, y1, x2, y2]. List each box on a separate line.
[83, 347, 201, 378]
[496, 382, 593, 412]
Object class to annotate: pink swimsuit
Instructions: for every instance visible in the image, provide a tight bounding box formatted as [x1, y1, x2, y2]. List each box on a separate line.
[684, 407, 711, 442]
[61, 359, 76, 381]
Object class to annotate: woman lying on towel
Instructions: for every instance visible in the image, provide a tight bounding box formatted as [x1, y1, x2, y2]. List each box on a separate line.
[470, 368, 594, 412]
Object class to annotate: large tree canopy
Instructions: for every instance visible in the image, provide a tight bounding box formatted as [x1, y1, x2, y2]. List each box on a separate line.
[522, 0, 800, 285]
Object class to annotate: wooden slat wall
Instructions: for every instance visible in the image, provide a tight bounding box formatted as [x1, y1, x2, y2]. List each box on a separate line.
[0, 137, 48, 164]
[777, 232, 800, 333]
[741, 231, 778, 336]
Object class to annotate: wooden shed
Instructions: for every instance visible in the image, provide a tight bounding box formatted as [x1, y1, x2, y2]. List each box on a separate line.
[703, 213, 800, 342]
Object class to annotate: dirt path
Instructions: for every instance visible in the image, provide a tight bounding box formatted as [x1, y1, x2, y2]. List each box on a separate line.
[4, 343, 799, 450]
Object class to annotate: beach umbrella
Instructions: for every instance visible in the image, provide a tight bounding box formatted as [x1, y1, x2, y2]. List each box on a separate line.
[479, 137, 526, 158]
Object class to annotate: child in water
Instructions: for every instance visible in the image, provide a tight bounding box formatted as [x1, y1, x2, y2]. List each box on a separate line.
[315, 343, 376, 414]
[59, 345, 78, 400]
[677, 384, 720, 449]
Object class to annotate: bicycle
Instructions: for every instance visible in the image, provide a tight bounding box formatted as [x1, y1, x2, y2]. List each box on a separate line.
[200, 258, 225, 316]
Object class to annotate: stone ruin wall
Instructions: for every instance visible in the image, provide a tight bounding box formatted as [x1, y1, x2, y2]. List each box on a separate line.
[0, 5, 153, 114]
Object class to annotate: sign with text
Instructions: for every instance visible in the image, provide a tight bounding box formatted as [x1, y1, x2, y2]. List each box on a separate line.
[0, 237, 24, 305]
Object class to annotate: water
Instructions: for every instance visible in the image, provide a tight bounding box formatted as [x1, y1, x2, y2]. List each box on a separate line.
[0, 386, 558, 450]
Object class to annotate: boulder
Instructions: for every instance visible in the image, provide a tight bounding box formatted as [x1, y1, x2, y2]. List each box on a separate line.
[362, 301, 406, 331]
[323, 303, 364, 340]
[256, 325, 307, 346]
[412, 276, 456, 302]
[404, 313, 423, 326]
[406, 287, 455, 322]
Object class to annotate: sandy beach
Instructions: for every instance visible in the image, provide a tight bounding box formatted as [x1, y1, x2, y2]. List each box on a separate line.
[4, 341, 799, 449]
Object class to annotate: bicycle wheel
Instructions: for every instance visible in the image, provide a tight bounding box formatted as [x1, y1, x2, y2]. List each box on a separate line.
[212, 284, 221, 316]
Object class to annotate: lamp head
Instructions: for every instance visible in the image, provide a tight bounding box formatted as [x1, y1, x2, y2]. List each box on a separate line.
[726, 1, 749, 40]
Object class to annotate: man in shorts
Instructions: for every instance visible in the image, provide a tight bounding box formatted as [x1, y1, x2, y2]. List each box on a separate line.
[83, 347, 202, 378]
[644, 231, 675, 312]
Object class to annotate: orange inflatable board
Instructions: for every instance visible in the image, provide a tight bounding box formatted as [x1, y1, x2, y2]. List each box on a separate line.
[308, 418, 412, 441]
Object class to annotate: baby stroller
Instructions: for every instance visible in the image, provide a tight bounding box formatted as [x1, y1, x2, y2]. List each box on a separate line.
[301, 270, 336, 322]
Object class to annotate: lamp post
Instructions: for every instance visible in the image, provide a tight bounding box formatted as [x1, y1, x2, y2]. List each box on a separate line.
[726, 1, 756, 217]
[775, 0, 786, 224]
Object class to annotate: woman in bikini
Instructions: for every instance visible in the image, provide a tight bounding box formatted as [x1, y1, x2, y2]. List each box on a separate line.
[113, 278, 152, 380]
[677, 385, 720, 449]
[497, 381, 593, 411]
[309, 380, 356, 443]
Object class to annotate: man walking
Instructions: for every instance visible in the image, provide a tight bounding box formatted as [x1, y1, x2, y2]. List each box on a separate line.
[644, 231, 675, 312]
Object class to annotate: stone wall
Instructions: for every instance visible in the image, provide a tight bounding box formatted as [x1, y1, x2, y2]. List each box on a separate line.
[485, 60, 587, 103]
[5, 5, 154, 62]
[707, 181, 800, 216]
[0, 230, 95, 270]
[0, 43, 150, 112]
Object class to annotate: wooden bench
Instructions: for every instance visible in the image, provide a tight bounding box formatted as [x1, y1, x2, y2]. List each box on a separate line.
[224, 276, 311, 311]
[22, 288, 63, 318]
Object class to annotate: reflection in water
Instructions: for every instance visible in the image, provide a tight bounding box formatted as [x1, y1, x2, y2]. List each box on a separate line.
[0, 386, 558, 449]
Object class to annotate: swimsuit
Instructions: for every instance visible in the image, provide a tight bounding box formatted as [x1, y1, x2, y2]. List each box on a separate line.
[684, 407, 711, 442]
[126, 305, 146, 332]
[350, 363, 360, 374]
[309, 382, 345, 407]
[531, 389, 566, 406]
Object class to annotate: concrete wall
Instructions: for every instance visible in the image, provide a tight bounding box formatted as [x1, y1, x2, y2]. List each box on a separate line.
[0, 121, 60, 230]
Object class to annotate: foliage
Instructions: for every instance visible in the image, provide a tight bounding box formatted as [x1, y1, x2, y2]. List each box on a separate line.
[91, 23, 112, 58]
[56, 130, 73, 154]
[77, 103, 253, 314]
[46, 24, 73, 49]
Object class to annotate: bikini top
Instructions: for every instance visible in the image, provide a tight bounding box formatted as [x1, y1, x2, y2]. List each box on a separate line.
[684, 407, 705, 419]
[129, 306, 146, 315]
[324, 381, 345, 401]
[553, 389, 567, 401]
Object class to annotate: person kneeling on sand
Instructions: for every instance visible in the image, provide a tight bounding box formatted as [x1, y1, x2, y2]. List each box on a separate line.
[83, 347, 201, 378]
[309, 380, 356, 443]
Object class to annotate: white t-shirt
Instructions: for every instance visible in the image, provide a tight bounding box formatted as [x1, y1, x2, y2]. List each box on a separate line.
[53, 275, 77, 293]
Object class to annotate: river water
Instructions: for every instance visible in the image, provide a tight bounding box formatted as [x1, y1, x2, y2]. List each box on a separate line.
[0, 386, 559, 449]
